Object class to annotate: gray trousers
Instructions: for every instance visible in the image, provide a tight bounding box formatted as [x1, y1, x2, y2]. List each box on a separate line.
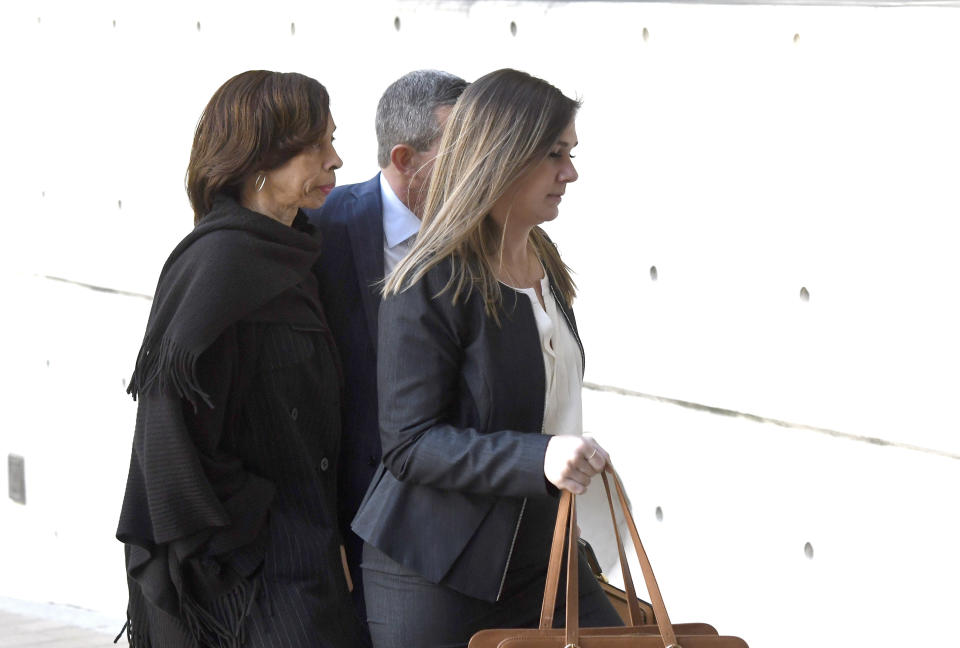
[361, 542, 622, 648]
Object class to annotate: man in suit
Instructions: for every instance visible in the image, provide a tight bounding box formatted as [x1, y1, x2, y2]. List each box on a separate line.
[305, 69, 467, 621]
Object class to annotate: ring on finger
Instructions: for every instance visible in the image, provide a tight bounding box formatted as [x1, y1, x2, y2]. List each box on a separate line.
[587, 448, 598, 460]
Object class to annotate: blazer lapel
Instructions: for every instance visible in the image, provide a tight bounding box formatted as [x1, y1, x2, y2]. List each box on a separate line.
[550, 282, 585, 374]
[346, 176, 385, 350]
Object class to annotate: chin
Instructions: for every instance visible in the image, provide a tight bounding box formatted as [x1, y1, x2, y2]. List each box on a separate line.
[302, 195, 327, 211]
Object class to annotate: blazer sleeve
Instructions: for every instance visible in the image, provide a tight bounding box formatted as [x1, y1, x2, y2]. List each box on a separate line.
[377, 273, 552, 498]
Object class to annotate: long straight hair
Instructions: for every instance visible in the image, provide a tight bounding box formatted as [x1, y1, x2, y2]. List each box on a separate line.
[384, 69, 580, 317]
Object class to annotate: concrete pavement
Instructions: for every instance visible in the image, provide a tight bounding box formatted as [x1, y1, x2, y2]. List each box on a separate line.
[0, 598, 125, 647]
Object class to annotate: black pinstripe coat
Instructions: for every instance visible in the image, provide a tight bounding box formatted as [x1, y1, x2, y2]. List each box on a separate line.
[117, 202, 369, 647]
[121, 319, 369, 648]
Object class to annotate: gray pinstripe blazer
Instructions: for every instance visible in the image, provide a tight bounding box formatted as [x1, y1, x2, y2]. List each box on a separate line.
[352, 257, 584, 602]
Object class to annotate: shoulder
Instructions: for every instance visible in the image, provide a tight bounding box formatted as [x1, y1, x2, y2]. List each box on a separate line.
[380, 258, 477, 351]
[305, 175, 381, 229]
[383, 257, 492, 335]
[389, 256, 463, 301]
[383, 257, 468, 316]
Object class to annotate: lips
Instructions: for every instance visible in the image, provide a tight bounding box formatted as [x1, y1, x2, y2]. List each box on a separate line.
[318, 184, 335, 195]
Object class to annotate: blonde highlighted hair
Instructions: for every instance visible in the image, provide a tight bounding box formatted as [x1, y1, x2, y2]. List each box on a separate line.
[384, 68, 580, 317]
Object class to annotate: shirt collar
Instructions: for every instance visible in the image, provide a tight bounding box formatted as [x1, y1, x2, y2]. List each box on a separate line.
[380, 173, 421, 249]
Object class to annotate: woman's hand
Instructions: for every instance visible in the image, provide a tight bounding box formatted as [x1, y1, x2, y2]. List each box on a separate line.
[543, 435, 610, 494]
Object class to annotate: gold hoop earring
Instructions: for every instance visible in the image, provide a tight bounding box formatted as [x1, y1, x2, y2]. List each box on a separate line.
[255, 173, 266, 192]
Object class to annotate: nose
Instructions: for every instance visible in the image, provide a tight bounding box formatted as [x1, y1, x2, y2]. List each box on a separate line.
[327, 145, 343, 171]
[559, 158, 578, 184]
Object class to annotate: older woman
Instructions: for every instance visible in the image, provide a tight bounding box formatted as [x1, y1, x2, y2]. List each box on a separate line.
[352, 68, 622, 648]
[116, 70, 368, 648]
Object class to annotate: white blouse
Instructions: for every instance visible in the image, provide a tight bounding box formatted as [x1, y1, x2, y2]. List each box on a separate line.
[511, 274, 583, 438]
[511, 273, 632, 582]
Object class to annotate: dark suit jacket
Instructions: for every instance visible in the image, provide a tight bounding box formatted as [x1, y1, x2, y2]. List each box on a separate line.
[352, 256, 585, 602]
[305, 174, 384, 614]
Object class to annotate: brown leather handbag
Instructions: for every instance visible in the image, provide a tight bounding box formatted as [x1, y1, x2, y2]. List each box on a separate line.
[469, 470, 749, 648]
[578, 537, 656, 627]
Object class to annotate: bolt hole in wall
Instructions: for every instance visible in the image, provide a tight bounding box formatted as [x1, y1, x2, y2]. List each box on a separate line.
[510, 20, 517, 36]
[291, 22, 296, 36]
[799, 286, 809, 302]
[394, 16, 400, 31]
[8, 455, 26, 505]
[655, 506, 663, 522]
[649, 265, 658, 281]
[804, 542, 814, 559]
[643, 26, 649, 42]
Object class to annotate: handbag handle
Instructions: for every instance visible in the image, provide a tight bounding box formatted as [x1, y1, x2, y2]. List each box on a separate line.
[537, 467, 681, 648]
[601, 470, 645, 626]
[538, 484, 572, 629]
[604, 469, 679, 645]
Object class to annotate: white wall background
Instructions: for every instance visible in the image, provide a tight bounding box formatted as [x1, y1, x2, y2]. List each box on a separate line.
[1, 1, 958, 646]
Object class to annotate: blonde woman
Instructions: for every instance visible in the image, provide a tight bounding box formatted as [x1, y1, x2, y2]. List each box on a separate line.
[351, 69, 621, 647]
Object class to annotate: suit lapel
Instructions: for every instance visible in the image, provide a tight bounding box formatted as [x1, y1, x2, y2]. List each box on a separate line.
[346, 176, 385, 350]
[550, 281, 586, 374]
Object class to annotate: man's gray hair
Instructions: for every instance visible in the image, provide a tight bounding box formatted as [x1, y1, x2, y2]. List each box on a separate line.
[376, 69, 468, 168]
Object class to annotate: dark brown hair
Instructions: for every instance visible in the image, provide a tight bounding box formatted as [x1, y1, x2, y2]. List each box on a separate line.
[186, 70, 330, 223]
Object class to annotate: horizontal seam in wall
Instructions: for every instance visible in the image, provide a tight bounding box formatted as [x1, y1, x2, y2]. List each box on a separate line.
[41, 275, 152, 301]
[583, 381, 960, 461]
[37, 273, 959, 462]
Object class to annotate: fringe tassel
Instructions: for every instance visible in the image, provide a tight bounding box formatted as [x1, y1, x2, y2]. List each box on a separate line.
[113, 618, 129, 645]
[121, 615, 153, 648]
[119, 594, 153, 648]
[128, 336, 212, 411]
[179, 576, 260, 648]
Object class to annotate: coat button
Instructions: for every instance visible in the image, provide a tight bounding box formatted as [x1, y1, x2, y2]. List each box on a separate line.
[320, 457, 329, 472]
[368, 455, 378, 468]
[290, 407, 299, 420]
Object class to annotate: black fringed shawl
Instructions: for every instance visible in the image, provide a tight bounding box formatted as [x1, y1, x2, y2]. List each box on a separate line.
[116, 195, 326, 647]
[127, 195, 323, 409]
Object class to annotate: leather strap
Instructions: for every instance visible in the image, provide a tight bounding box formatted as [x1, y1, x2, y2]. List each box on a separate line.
[537, 469, 682, 648]
[610, 468, 679, 647]
[565, 494, 580, 646]
[600, 471, 644, 626]
[539, 490, 572, 631]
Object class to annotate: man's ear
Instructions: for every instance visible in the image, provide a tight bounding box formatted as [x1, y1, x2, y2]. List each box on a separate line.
[390, 144, 417, 176]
